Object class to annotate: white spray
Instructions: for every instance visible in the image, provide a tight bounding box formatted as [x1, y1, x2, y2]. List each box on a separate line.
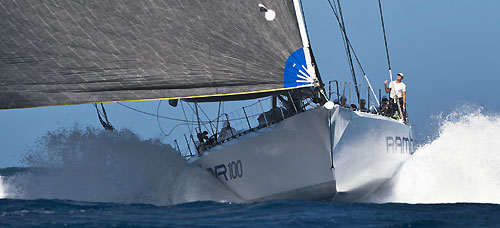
[369, 107, 500, 204]
[0, 176, 4, 199]
[2, 127, 241, 205]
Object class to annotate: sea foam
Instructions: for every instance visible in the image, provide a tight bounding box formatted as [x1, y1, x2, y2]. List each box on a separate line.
[369, 107, 500, 204]
[2, 127, 240, 205]
[0, 176, 4, 199]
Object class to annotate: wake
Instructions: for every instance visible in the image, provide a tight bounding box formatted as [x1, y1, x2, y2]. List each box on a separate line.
[369, 107, 500, 204]
[0, 127, 240, 205]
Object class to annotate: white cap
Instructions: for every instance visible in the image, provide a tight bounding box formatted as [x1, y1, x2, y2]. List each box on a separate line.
[398, 72, 404, 77]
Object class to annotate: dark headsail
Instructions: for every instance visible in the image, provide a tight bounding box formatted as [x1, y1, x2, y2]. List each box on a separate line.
[0, 0, 318, 109]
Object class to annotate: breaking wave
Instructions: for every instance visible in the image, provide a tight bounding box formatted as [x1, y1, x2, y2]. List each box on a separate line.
[369, 106, 500, 204]
[0, 127, 240, 205]
[0, 176, 4, 199]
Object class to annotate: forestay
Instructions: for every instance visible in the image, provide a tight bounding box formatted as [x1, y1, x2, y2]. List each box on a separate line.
[0, 0, 318, 109]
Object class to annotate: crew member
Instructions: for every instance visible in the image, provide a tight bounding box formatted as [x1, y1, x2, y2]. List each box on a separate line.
[340, 96, 348, 107]
[378, 96, 390, 116]
[218, 120, 236, 143]
[359, 99, 367, 112]
[195, 132, 206, 155]
[384, 72, 406, 117]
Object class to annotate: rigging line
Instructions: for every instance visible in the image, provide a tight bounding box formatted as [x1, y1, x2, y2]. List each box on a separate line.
[215, 101, 222, 140]
[327, 0, 380, 107]
[333, 0, 360, 105]
[188, 102, 237, 137]
[331, 1, 364, 103]
[198, 103, 216, 136]
[377, 0, 397, 110]
[378, 0, 392, 71]
[194, 103, 202, 136]
[117, 102, 200, 123]
[93, 103, 110, 120]
[196, 103, 217, 134]
[190, 103, 195, 133]
[185, 101, 213, 133]
[327, 0, 366, 75]
[92, 103, 104, 117]
[328, 0, 349, 68]
[93, 105, 105, 126]
[100, 103, 111, 123]
[117, 100, 264, 124]
[156, 100, 169, 138]
[334, 0, 358, 88]
[190, 101, 262, 121]
[347, 43, 380, 106]
[186, 102, 211, 134]
[180, 100, 192, 133]
[93, 103, 114, 131]
[155, 101, 192, 137]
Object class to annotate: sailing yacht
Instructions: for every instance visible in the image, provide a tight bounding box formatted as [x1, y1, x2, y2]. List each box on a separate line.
[0, 0, 414, 202]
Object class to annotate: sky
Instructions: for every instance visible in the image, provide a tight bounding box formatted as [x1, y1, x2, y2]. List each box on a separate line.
[1, 0, 499, 167]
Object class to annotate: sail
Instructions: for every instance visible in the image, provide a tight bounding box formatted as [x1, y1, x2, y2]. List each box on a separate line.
[0, 0, 318, 109]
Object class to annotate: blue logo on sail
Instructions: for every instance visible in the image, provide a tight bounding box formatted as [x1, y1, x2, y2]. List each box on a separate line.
[284, 48, 314, 88]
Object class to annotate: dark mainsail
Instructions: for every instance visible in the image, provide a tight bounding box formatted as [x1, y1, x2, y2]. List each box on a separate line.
[0, 0, 317, 109]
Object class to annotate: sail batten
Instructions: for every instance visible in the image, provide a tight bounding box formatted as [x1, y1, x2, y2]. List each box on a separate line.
[0, 0, 317, 109]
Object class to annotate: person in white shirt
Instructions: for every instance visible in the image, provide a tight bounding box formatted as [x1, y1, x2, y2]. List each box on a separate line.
[218, 120, 236, 143]
[384, 72, 406, 117]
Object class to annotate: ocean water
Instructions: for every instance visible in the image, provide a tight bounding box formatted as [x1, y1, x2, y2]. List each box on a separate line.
[1, 108, 500, 227]
[1, 199, 499, 227]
